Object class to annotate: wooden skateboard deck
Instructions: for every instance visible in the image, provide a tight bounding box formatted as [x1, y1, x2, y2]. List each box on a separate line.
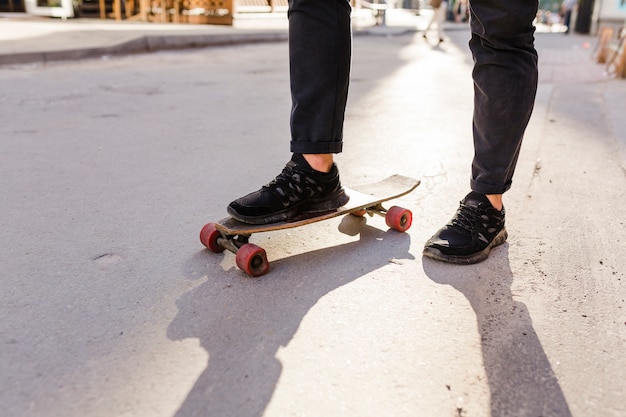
[200, 174, 420, 277]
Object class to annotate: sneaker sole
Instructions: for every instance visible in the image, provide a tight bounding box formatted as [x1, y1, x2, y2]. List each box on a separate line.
[422, 228, 508, 265]
[227, 190, 350, 225]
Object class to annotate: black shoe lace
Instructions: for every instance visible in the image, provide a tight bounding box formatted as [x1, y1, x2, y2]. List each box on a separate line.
[263, 162, 311, 203]
[451, 203, 485, 232]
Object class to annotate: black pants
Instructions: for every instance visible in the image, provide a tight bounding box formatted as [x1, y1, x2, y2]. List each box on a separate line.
[288, 0, 538, 195]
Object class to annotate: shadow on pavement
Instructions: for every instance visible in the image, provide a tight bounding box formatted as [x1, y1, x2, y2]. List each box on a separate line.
[422, 245, 572, 417]
[168, 219, 413, 417]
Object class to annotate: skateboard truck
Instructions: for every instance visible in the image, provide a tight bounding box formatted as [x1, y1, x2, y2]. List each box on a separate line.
[200, 225, 270, 277]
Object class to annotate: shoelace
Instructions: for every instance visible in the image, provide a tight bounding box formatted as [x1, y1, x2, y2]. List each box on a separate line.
[263, 162, 311, 203]
[451, 203, 487, 232]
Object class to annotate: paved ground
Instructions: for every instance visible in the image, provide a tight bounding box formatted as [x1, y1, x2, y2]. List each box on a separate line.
[1, 8, 625, 417]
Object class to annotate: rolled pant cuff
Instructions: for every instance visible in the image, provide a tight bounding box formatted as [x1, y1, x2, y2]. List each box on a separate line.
[290, 141, 343, 154]
[470, 179, 511, 196]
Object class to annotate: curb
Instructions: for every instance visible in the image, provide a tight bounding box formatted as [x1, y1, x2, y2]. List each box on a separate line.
[0, 19, 463, 67]
[0, 31, 289, 66]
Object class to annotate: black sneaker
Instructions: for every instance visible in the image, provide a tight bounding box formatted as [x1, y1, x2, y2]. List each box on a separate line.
[227, 154, 350, 225]
[423, 191, 507, 264]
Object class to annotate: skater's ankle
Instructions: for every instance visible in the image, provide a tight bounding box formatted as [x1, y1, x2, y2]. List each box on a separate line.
[486, 194, 503, 211]
[302, 154, 334, 173]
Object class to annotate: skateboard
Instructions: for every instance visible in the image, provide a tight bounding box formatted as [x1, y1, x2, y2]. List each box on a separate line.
[199, 174, 420, 277]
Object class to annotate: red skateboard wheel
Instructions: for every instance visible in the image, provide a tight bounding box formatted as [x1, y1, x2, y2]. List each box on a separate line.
[199, 223, 225, 253]
[385, 206, 413, 232]
[236, 243, 270, 277]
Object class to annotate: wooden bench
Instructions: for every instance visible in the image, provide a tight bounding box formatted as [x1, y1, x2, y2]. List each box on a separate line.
[97, 0, 234, 24]
[597, 26, 626, 78]
[98, 0, 150, 21]
[594, 26, 615, 64]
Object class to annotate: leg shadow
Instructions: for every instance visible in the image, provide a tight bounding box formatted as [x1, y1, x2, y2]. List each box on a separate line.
[168, 218, 413, 417]
[422, 244, 572, 417]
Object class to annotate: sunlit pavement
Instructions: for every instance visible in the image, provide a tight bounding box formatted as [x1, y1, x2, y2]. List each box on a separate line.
[1, 7, 625, 417]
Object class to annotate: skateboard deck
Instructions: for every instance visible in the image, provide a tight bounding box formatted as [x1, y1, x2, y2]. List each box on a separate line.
[200, 174, 420, 277]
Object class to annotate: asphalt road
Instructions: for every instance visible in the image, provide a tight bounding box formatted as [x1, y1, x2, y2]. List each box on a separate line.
[1, 29, 625, 417]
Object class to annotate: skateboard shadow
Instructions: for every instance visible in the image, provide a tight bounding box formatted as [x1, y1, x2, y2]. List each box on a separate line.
[422, 244, 572, 417]
[168, 220, 413, 417]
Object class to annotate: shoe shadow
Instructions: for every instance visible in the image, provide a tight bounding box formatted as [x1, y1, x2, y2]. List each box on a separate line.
[422, 244, 572, 417]
[168, 217, 413, 417]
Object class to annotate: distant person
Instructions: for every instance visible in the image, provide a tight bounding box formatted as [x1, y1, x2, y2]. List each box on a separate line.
[227, 0, 539, 265]
[402, 0, 420, 13]
[561, 0, 577, 34]
[548, 10, 562, 31]
[423, 0, 448, 45]
[453, 0, 469, 23]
